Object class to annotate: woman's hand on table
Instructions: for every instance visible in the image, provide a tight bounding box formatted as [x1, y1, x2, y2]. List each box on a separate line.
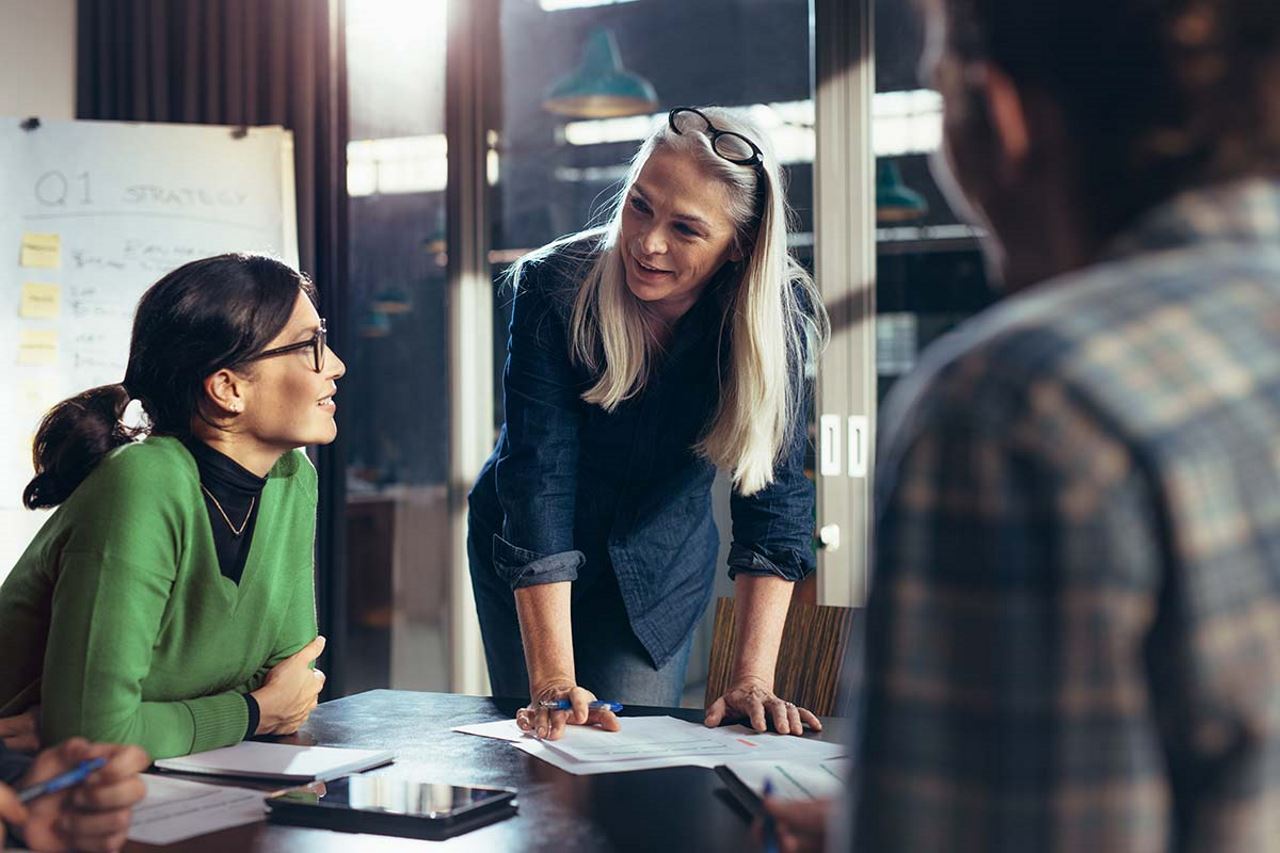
[515, 679, 620, 741]
[0, 706, 40, 752]
[704, 676, 821, 736]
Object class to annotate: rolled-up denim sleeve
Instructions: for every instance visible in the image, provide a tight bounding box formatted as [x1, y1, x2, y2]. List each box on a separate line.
[727, 382, 816, 582]
[492, 261, 588, 589]
[492, 532, 585, 588]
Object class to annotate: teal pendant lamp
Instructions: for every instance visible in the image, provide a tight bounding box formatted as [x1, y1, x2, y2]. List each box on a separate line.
[544, 28, 658, 118]
[371, 287, 412, 315]
[358, 309, 392, 338]
[422, 209, 447, 256]
[876, 160, 929, 223]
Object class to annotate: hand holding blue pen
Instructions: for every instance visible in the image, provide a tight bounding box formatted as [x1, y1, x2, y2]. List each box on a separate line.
[538, 699, 624, 713]
[518, 683, 624, 740]
[3, 741, 150, 853]
[17, 756, 108, 804]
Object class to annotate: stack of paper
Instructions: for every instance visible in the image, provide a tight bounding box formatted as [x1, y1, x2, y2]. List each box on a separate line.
[127, 775, 265, 846]
[453, 716, 847, 776]
[154, 742, 395, 782]
[717, 759, 849, 803]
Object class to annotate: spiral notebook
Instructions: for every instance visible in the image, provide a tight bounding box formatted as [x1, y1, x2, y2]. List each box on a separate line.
[154, 742, 395, 783]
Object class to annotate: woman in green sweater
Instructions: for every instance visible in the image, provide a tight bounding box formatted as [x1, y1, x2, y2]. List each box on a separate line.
[0, 253, 346, 760]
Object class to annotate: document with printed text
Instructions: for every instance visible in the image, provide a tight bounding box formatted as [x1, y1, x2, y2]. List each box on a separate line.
[127, 775, 265, 846]
[453, 715, 846, 776]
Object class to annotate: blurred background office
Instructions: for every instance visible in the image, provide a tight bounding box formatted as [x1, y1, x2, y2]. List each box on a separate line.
[0, 0, 993, 705]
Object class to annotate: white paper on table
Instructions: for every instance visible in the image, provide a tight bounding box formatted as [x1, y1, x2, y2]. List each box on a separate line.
[451, 719, 526, 742]
[539, 717, 742, 763]
[719, 759, 850, 802]
[453, 719, 724, 775]
[509, 717, 847, 775]
[702, 724, 848, 763]
[513, 738, 722, 776]
[127, 775, 265, 846]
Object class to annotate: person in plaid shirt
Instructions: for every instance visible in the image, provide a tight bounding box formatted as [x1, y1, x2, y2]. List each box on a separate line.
[827, 0, 1280, 851]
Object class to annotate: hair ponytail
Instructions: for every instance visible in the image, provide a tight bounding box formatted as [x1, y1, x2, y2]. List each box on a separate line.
[23, 384, 142, 509]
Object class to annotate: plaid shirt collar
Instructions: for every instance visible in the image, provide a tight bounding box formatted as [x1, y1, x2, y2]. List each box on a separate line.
[1104, 176, 1280, 260]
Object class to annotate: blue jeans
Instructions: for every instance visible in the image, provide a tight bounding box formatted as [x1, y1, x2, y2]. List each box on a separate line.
[468, 514, 694, 706]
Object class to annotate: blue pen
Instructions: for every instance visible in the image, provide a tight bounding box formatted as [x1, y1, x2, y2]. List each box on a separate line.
[538, 699, 624, 713]
[761, 777, 780, 853]
[17, 757, 108, 805]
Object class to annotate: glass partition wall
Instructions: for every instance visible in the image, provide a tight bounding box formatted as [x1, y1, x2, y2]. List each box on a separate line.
[873, 0, 996, 404]
[344, 0, 452, 693]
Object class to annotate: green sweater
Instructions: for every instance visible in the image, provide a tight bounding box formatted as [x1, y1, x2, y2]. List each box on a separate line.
[0, 436, 318, 759]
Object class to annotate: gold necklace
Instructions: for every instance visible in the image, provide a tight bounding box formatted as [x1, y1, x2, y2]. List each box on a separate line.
[200, 484, 255, 537]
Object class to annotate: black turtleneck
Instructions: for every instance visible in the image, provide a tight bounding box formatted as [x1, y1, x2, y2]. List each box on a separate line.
[185, 438, 267, 585]
[184, 438, 267, 739]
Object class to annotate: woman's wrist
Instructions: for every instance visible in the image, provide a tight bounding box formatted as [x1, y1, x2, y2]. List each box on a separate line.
[514, 581, 577, 701]
[528, 671, 576, 700]
[727, 671, 773, 691]
[729, 574, 791, 694]
[248, 687, 275, 734]
[242, 693, 262, 739]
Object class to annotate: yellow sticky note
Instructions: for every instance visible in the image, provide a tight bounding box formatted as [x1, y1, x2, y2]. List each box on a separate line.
[18, 379, 50, 414]
[17, 329, 58, 366]
[17, 380, 57, 428]
[19, 282, 61, 319]
[20, 232, 61, 268]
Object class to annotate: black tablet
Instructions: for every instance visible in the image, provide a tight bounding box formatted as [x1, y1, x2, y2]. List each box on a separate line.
[265, 775, 518, 840]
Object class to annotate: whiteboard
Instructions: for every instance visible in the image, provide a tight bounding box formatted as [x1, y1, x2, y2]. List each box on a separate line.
[0, 118, 297, 568]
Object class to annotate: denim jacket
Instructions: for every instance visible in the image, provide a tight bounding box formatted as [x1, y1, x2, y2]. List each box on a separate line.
[468, 241, 816, 668]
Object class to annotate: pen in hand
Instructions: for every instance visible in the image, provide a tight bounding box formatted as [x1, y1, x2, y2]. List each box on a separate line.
[17, 756, 108, 804]
[538, 699, 624, 713]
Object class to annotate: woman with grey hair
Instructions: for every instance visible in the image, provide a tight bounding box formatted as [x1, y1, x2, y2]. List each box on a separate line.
[468, 107, 828, 740]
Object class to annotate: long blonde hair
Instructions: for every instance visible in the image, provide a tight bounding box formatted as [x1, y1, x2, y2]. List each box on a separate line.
[522, 108, 827, 496]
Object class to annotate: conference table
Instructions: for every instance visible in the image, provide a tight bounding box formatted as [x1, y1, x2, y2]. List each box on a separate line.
[128, 690, 843, 852]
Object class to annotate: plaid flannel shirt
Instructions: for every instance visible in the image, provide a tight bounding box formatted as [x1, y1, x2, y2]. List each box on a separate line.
[854, 178, 1280, 852]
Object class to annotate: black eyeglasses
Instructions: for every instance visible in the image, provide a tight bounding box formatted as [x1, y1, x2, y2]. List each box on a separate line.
[243, 318, 327, 373]
[668, 107, 765, 168]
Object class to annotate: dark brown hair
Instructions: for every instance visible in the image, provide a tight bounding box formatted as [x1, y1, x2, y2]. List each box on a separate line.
[23, 253, 314, 509]
[935, 0, 1280, 234]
